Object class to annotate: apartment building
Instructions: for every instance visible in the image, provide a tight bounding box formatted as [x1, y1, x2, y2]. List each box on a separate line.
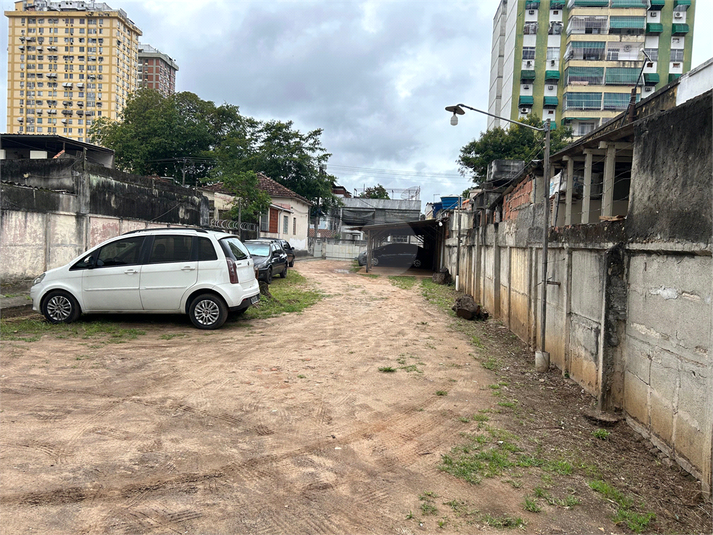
[138, 43, 178, 97]
[487, 0, 695, 137]
[5, 0, 142, 142]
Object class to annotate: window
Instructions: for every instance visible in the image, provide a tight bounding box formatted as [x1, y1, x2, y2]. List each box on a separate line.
[566, 41, 605, 61]
[670, 49, 684, 61]
[260, 213, 269, 232]
[644, 48, 659, 61]
[603, 93, 632, 110]
[547, 47, 560, 61]
[567, 16, 608, 35]
[283, 215, 289, 235]
[524, 22, 538, 35]
[148, 236, 193, 264]
[564, 92, 602, 110]
[522, 47, 536, 60]
[198, 238, 218, 261]
[293, 218, 297, 235]
[566, 66, 604, 85]
[575, 121, 597, 136]
[94, 237, 144, 268]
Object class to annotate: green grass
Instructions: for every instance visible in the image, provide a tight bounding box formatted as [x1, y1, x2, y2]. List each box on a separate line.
[359, 273, 379, 279]
[388, 276, 417, 290]
[421, 279, 457, 314]
[435, 390, 448, 396]
[160, 333, 187, 340]
[482, 514, 524, 529]
[592, 428, 611, 440]
[523, 495, 541, 513]
[588, 479, 655, 533]
[378, 366, 396, 373]
[1, 317, 146, 343]
[481, 356, 499, 370]
[243, 270, 322, 320]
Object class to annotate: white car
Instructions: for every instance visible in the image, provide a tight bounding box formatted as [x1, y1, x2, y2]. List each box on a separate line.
[30, 228, 260, 329]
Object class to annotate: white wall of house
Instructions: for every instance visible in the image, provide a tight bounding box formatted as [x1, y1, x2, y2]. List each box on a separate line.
[260, 195, 310, 251]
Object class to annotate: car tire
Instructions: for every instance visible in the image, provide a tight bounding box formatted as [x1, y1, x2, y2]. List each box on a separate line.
[289, 259, 295, 267]
[266, 267, 273, 284]
[189, 293, 228, 330]
[280, 264, 288, 278]
[413, 259, 422, 268]
[42, 290, 81, 324]
[371, 257, 379, 266]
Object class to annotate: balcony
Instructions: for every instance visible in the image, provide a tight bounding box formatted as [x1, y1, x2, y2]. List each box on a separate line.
[672, 23, 689, 35]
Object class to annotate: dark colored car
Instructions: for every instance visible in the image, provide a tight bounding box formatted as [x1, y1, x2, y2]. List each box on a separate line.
[244, 239, 289, 283]
[271, 239, 295, 267]
[357, 243, 428, 268]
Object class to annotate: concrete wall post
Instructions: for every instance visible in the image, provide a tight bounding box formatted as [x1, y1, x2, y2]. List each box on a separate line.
[582, 150, 594, 224]
[602, 143, 616, 218]
[565, 157, 574, 226]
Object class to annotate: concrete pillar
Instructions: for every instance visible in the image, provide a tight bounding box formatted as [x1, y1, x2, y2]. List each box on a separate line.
[582, 150, 593, 224]
[564, 157, 575, 226]
[602, 143, 616, 218]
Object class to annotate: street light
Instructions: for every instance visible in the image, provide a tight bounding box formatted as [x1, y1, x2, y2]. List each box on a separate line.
[446, 103, 552, 370]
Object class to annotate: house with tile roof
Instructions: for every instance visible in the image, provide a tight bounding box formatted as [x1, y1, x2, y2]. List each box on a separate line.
[200, 173, 311, 252]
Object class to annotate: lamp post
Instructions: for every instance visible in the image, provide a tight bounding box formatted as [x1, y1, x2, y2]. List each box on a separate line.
[446, 104, 551, 369]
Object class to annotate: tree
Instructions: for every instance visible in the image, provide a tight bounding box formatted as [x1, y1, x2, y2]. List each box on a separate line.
[457, 115, 572, 184]
[358, 184, 390, 199]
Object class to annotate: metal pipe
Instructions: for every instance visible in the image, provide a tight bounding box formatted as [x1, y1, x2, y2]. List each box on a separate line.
[540, 120, 551, 355]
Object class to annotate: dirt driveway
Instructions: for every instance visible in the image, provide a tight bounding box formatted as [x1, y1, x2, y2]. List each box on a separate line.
[1, 260, 709, 534]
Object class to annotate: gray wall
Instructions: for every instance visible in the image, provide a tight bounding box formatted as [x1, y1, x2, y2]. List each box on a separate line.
[1, 158, 209, 283]
[443, 93, 713, 498]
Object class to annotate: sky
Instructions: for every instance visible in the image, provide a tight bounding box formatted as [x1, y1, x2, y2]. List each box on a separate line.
[2, 0, 712, 211]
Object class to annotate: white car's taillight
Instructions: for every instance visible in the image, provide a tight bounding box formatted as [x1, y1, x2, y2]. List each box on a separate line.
[226, 258, 239, 284]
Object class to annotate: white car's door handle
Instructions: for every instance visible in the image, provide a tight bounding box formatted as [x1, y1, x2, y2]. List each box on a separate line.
[181, 266, 196, 271]
[124, 268, 140, 274]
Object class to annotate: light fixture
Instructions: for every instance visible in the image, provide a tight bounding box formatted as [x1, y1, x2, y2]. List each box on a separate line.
[446, 105, 465, 126]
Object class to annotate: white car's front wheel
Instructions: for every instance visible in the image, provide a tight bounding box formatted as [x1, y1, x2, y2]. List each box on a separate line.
[42, 290, 81, 324]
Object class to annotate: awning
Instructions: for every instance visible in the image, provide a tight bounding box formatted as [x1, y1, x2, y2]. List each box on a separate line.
[545, 70, 561, 80]
[519, 96, 534, 106]
[561, 117, 598, 123]
[543, 96, 559, 107]
[520, 70, 536, 80]
[550, 1, 565, 7]
[571, 0, 608, 6]
[570, 41, 605, 49]
[672, 23, 689, 35]
[646, 23, 663, 33]
[674, 0, 691, 7]
[669, 73, 682, 83]
[611, 0, 646, 6]
[643, 72, 660, 85]
[525, 0, 540, 7]
[609, 17, 646, 30]
[648, 0, 665, 8]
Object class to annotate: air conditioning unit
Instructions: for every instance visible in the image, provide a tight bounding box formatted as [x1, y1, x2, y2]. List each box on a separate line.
[548, 85, 555, 90]
[520, 107, 529, 114]
[553, 10, 559, 15]
[523, 84, 531, 89]
[674, 12, 683, 19]
[529, 9, 535, 15]
[526, 60, 532, 67]
[644, 86, 653, 92]
[550, 60, 556, 66]
[650, 11, 658, 17]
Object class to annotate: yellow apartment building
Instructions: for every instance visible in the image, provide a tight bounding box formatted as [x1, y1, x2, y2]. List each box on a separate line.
[5, 0, 142, 142]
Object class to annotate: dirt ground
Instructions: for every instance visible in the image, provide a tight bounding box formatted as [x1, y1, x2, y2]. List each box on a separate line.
[1, 260, 711, 534]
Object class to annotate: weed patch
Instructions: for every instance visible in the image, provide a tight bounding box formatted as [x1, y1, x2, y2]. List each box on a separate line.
[589, 479, 655, 533]
[242, 271, 322, 320]
[388, 276, 417, 290]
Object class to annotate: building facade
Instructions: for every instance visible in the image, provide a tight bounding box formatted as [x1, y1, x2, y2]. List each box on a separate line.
[138, 43, 178, 97]
[487, 0, 695, 137]
[5, 0, 142, 143]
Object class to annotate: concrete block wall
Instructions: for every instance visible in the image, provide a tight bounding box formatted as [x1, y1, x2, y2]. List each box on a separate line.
[625, 252, 712, 486]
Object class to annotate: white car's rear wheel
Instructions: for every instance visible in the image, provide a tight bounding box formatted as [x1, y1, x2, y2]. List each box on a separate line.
[189, 294, 227, 329]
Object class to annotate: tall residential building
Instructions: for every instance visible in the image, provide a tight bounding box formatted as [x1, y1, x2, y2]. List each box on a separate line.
[5, 0, 142, 142]
[487, 0, 696, 137]
[138, 43, 178, 97]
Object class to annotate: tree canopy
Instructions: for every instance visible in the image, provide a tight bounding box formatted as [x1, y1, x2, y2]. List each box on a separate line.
[457, 115, 572, 184]
[358, 184, 390, 199]
[89, 90, 337, 220]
